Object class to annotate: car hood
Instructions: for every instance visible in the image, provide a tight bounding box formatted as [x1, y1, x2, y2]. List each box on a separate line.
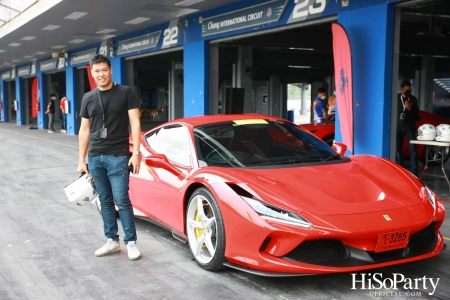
[217, 156, 423, 216]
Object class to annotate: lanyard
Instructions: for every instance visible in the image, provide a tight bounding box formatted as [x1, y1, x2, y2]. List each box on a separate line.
[95, 83, 115, 126]
[400, 95, 408, 112]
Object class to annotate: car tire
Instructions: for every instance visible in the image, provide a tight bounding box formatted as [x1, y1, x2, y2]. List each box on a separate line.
[420, 145, 450, 165]
[186, 187, 226, 271]
[323, 134, 335, 147]
[94, 195, 119, 218]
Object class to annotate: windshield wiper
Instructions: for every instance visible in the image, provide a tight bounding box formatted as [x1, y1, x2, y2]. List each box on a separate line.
[324, 154, 341, 161]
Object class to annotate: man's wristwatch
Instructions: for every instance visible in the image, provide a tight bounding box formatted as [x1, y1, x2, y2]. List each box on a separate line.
[133, 150, 141, 156]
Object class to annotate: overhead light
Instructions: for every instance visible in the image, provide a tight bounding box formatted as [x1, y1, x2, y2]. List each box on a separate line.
[288, 65, 311, 68]
[34, 51, 47, 55]
[11, 60, 21, 63]
[0, 50, 6, 53]
[52, 45, 66, 49]
[125, 17, 150, 25]
[96, 29, 117, 34]
[69, 39, 86, 44]
[23, 55, 34, 58]
[102, 34, 116, 40]
[42, 25, 61, 31]
[175, 0, 204, 6]
[21, 36, 36, 41]
[64, 12, 88, 20]
[9, 43, 21, 47]
[176, 8, 198, 17]
[289, 47, 314, 51]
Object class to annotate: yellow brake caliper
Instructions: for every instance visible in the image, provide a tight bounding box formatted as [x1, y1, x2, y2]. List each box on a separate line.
[194, 205, 208, 248]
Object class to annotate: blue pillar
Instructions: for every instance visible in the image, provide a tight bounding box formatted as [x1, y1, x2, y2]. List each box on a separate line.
[66, 66, 77, 135]
[336, 3, 395, 157]
[184, 40, 209, 117]
[0, 81, 5, 122]
[111, 57, 125, 85]
[15, 76, 23, 125]
[37, 73, 46, 129]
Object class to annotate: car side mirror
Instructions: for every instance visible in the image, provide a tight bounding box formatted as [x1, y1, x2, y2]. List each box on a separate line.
[144, 154, 185, 180]
[332, 142, 347, 156]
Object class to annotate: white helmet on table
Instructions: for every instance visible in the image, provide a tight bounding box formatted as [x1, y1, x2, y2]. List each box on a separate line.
[64, 173, 97, 204]
[417, 124, 436, 141]
[436, 124, 450, 142]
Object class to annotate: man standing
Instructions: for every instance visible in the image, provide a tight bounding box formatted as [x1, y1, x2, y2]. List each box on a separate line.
[77, 54, 141, 260]
[396, 80, 420, 176]
[313, 87, 329, 124]
[45, 93, 56, 133]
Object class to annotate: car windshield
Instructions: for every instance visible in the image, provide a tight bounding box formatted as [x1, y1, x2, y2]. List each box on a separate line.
[194, 119, 343, 167]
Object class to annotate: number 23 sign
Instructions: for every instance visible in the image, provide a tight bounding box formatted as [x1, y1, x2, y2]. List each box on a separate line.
[287, 0, 329, 24]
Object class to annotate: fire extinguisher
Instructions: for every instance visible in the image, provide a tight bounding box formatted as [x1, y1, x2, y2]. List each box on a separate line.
[36, 102, 40, 112]
[0, 102, 3, 109]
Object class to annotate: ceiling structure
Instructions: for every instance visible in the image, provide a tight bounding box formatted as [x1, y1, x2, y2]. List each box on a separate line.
[0, 0, 239, 71]
[0, 0, 449, 82]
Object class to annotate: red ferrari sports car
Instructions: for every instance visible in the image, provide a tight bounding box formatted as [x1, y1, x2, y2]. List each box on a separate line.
[99, 114, 445, 276]
[302, 110, 450, 164]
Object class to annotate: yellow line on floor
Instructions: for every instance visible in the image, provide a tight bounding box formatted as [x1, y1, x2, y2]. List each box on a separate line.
[444, 237, 450, 241]
[0, 128, 78, 149]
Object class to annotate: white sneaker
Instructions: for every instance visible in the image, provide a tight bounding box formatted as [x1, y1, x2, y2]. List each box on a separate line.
[127, 241, 140, 260]
[48, 130, 55, 133]
[95, 238, 120, 257]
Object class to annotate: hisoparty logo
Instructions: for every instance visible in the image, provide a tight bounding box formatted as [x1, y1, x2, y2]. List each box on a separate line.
[351, 273, 440, 296]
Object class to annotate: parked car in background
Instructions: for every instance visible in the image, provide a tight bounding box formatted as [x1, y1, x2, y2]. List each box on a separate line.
[302, 110, 450, 164]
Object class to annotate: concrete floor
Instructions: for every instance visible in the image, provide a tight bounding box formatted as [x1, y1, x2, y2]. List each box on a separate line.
[1, 122, 449, 300]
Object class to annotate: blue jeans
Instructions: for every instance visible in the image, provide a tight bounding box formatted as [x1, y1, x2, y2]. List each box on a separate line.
[396, 127, 418, 173]
[88, 155, 137, 244]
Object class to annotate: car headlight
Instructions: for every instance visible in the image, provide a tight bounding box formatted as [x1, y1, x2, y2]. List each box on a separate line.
[425, 186, 436, 210]
[241, 196, 312, 228]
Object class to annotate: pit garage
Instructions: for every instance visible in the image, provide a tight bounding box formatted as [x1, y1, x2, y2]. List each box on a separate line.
[123, 49, 184, 130]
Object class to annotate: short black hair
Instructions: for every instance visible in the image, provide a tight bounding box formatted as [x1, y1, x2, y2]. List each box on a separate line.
[90, 54, 111, 68]
[317, 87, 327, 94]
[50, 93, 56, 97]
[400, 80, 412, 89]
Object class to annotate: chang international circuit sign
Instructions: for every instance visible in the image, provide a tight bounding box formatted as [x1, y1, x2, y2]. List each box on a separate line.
[202, 0, 288, 36]
[117, 31, 162, 55]
[71, 48, 97, 65]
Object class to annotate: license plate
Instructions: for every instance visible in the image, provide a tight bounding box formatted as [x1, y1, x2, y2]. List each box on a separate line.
[375, 230, 410, 253]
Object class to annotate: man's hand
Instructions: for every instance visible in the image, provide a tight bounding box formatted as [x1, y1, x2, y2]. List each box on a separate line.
[77, 162, 89, 175]
[405, 100, 412, 110]
[128, 154, 140, 175]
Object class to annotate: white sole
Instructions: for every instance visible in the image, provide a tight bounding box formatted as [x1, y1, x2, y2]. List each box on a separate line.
[95, 247, 121, 257]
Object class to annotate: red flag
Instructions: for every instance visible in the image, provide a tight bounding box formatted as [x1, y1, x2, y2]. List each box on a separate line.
[86, 65, 97, 90]
[332, 23, 353, 153]
[31, 77, 38, 118]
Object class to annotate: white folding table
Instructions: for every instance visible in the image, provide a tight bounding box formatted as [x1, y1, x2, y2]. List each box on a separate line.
[410, 140, 450, 191]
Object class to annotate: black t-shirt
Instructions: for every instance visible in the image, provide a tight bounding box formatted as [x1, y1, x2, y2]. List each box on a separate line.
[48, 99, 55, 114]
[397, 93, 419, 130]
[80, 84, 140, 157]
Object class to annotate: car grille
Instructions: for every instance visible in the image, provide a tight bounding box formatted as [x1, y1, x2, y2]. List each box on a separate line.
[284, 239, 350, 263]
[408, 223, 436, 249]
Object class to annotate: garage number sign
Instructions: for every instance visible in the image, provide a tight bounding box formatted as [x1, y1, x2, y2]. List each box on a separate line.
[202, 0, 287, 36]
[117, 31, 162, 55]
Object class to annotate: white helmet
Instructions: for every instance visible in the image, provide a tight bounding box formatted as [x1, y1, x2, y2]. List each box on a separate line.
[64, 173, 97, 204]
[436, 124, 450, 142]
[417, 124, 436, 141]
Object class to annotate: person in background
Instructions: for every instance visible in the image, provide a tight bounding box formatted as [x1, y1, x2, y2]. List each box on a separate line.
[45, 93, 56, 133]
[327, 87, 336, 118]
[77, 54, 142, 260]
[396, 80, 420, 176]
[313, 87, 329, 124]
